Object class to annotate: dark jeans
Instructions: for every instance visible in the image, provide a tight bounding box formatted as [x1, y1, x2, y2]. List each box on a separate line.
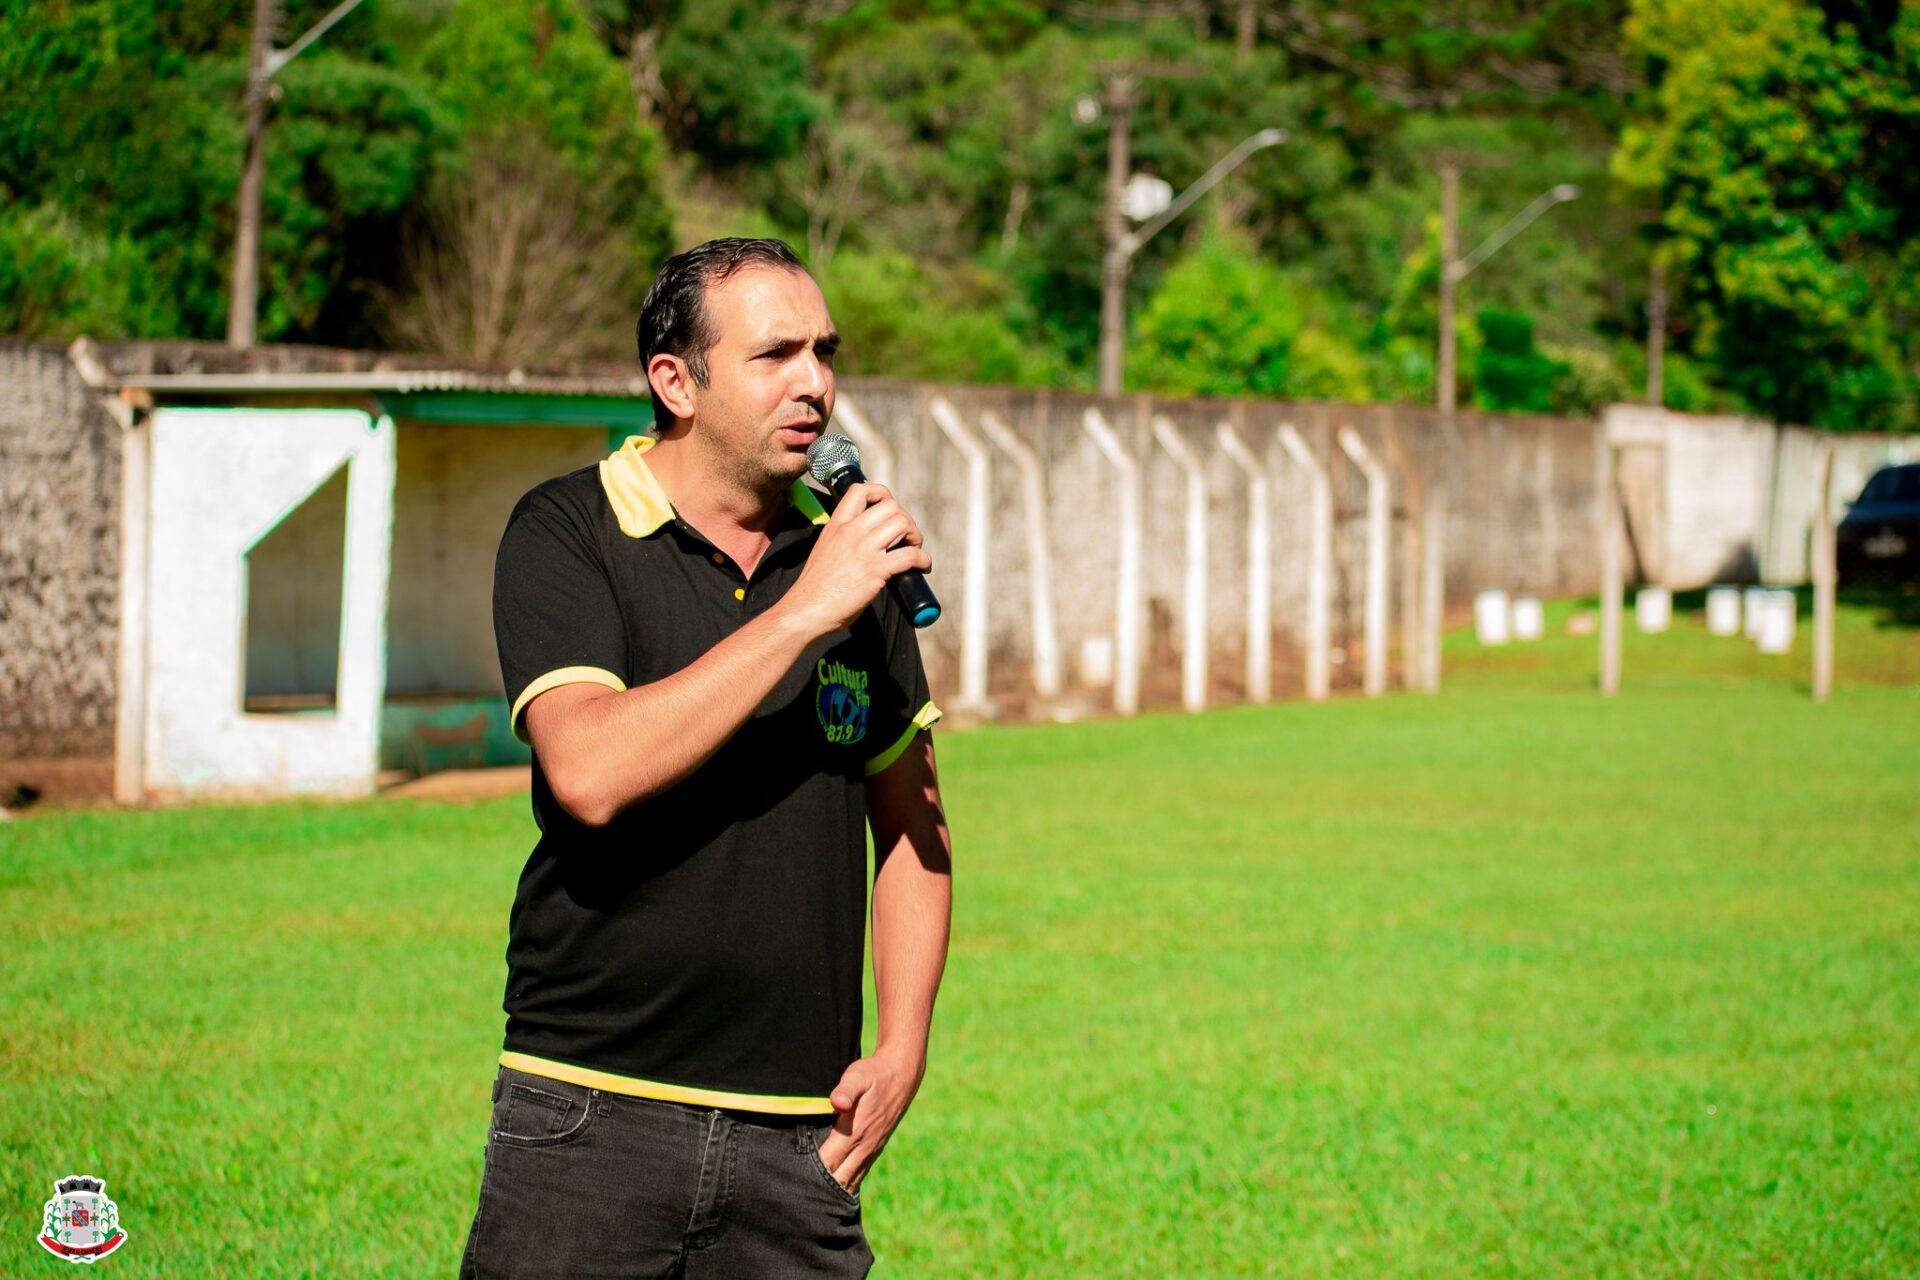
[459, 1066, 872, 1279]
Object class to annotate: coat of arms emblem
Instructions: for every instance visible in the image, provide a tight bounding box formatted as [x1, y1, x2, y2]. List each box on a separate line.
[38, 1176, 127, 1264]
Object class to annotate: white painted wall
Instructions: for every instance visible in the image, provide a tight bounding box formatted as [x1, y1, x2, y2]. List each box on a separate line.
[1606, 405, 1920, 588]
[386, 424, 606, 696]
[143, 408, 393, 799]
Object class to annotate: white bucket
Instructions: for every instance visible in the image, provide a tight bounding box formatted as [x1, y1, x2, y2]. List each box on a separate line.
[1756, 591, 1797, 654]
[1706, 586, 1742, 636]
[1636, 586, 1672, 634]
[1511, 596, 1544, 641]
[1475, 589, 1512, 645]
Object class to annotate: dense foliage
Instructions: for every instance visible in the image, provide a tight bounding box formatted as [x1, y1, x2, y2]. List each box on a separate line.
[2, 0, 1914, 427]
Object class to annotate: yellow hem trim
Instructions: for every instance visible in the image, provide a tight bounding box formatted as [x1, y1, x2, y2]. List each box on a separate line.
[510, 666, 627, 743]
[864, 701, 943, 776]
[500, 1052, 836, 1115]
[599, 435, 674, 537]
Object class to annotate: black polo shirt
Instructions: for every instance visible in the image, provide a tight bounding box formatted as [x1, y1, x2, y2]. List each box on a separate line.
[490, 435, 939, 1114]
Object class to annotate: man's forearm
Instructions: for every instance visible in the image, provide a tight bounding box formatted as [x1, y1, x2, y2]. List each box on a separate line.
[870, 757, 953, 1063]
[528, 601, 818, 825]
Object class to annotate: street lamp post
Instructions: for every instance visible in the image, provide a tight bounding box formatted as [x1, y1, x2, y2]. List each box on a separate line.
[1436, 178, 1580, 413]
[1096, 111, 1289, 396]
[227, 0, 370, 349]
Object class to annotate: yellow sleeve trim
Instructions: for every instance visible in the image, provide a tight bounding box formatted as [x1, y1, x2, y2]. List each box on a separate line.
[509, 666, 627, 743]
[864, 701, 943, 776]
[500, 1052, 836, 1116]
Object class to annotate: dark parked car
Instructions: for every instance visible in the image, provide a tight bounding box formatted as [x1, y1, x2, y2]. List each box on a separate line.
[1837, 462, 1920, 584]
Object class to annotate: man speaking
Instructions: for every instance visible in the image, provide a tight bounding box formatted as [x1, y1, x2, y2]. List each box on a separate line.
[461, 238, 952, 1278]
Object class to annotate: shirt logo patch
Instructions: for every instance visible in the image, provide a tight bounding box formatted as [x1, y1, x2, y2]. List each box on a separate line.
[815, 658, 870, 747]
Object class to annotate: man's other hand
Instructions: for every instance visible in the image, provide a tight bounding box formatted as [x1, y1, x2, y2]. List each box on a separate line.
[816, 1046, 926, 1193]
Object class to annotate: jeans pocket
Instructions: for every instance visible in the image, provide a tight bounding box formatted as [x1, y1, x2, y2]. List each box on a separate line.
[491, 1072, 600, 1150]
[803, 1124, 863, 1211]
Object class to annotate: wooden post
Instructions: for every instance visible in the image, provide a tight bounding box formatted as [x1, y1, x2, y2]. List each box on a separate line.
[1277, 424, 1332, 700]
[227, 0, 278, 349]
[1097, 73, 1137, 396]
[1812, 442, 1836, 704]
[1437, 162, 1460, 415]
[1599, 440, 1623, 696]
[1338, 427, 1390, 698]
[1646, 258, 1667, 408]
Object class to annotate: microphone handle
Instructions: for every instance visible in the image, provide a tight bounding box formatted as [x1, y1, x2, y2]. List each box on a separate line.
[825, 467, 943, 629]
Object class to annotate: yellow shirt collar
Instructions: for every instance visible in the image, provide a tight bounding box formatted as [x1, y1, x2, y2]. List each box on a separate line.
[599, 435, 830, 538]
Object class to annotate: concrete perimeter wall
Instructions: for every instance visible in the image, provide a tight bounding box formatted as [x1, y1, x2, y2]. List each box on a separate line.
[6, 337, 1918, 758]
[835, 384, 1597, 708]
[0, 343, 121, 756]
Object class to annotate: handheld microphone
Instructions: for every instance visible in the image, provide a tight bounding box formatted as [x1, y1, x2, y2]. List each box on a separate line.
[805, 434, 942, 628]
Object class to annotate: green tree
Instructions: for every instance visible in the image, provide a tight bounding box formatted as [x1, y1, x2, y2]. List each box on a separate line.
[1475, 309, 1567, 412]
[1615, 0, 1920, 429]
[1130, 225, 1373, 402]
[0, 202, 172, 339]
[655, 1, 821, 169]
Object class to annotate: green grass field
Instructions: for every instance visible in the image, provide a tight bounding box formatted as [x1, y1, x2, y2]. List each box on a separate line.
[4, 593, 1917, 1276]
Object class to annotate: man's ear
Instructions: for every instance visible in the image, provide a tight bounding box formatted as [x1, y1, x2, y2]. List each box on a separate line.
[647, 353, 698, 424]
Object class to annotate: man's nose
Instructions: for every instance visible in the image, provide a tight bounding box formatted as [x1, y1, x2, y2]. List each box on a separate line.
[792, 352, 830, 401]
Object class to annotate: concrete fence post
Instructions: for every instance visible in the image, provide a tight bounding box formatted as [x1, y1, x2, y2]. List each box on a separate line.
[1337, 426, 1390, 698]
[831, 394, 895, 487]
[1083, 408, 1143, 715]
[1216, 421, 1271, 703]
[1151, 415, 1209, 713]
[928, 397, 992, 712]
[979, 410, 1062, 700]
[1277, 423, 1332, 701]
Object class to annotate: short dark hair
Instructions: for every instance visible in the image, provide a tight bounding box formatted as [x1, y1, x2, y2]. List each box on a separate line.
[636, 237, 808, 429]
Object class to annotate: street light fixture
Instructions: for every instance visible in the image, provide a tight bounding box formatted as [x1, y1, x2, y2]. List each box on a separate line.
[1436, 175, 1580, 413]
[1099, 125, 1289, 395]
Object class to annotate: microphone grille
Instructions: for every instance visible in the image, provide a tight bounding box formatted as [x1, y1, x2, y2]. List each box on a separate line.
[806, 433, 861, 486]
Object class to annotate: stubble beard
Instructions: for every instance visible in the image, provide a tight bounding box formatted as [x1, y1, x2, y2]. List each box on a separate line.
[704, 418, 805, 506]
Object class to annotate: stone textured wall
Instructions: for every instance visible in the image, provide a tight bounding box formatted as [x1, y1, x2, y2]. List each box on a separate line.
[0, 342, 121, 756]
